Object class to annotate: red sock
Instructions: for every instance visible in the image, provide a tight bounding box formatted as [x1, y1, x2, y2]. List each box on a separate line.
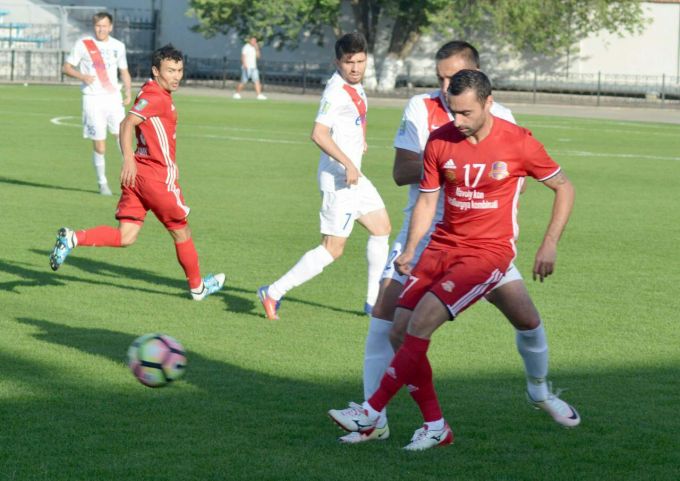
[175, 238, 202, 290]
[75, 226, 122, 247]
[368, 333, 430, 412]
[407, 356, 443, 422]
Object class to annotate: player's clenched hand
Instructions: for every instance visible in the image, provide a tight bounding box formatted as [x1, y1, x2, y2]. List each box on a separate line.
[345, 163, 361, 186]
[83, 74, 96, 85]
[533, 240, 557, 282]
[394, 250, 414, 276]
[123, 92, 132, 106]
[120, 159, 137, 188]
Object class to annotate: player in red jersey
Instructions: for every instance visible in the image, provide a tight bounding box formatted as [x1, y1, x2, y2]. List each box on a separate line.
[49, 45, 225, 301]
[329, 69, 579, 450]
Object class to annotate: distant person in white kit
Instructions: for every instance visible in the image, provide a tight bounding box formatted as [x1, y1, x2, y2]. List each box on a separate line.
[63, 11, 131, 195]
[233, 36, 266, 100]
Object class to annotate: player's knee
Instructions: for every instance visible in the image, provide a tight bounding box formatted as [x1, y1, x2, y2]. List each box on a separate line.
[511, 310, 541, 331]
[322, 242, 344, 260]
[389, 328, 405, 350]
[371, 296, 395, 321]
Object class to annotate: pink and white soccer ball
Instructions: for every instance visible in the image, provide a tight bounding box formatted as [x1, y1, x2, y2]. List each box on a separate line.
[127, 333, 187, 387]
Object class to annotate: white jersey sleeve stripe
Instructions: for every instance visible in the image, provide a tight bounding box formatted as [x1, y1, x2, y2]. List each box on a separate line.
[537, 167, 561, 182]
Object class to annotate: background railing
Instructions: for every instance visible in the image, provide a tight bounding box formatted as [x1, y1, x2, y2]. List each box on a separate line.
[1, 49, 679, 109]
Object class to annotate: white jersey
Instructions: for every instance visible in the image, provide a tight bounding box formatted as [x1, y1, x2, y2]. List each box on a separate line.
[241, 43, 258, 69]
[66, 36, 127, 96]
[315, 71, 368, 192]
[393, 90, 516, 225]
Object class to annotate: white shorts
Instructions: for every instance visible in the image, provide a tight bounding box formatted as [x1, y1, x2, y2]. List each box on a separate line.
[381, 218, 523, 289]
[319, 177, 385, 237]
[82, 93, 125, 140]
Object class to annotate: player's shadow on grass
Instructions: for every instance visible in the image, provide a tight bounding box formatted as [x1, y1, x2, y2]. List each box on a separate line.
[13, 317, 354, 406]
[24, 249, 256, 314]
[25, 248, 363, 318]
[1, 257, 179, 299]
[8, 318, 680, 479]
[0, 175, 95, 195]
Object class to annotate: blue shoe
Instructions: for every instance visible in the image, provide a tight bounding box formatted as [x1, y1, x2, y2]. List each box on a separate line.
[364, 302, 373, 315]
[49, 227, 75, 271]
[191, 273, 225, 301]
[258, 285, 281, 320]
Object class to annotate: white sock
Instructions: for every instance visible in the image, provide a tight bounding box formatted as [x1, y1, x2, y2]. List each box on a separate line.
[363, 317, 394, 422]
[268, 245, 334, 300]
[363, 401, 381, 422]
[516, 322, 549, 401]
[425, 418, 445, 431]
[93, 152, 107, 184]
[366, 235, 389, 306]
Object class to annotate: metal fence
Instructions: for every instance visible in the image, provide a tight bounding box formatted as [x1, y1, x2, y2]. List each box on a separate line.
[2, 49, 679, 109]
[0, 5, 156, 52]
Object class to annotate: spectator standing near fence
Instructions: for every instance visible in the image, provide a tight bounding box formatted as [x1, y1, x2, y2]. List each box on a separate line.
[233, 36, 266, 100]
[63, 11, 131, 196]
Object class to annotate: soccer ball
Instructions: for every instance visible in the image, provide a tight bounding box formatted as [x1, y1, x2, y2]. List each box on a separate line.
[127, 333, 187, 388]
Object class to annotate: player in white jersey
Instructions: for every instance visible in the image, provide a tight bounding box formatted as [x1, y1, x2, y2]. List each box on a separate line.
[63, 11, 131, 195]
[258, 32, 391, 320]
[340, 41, 577, 444]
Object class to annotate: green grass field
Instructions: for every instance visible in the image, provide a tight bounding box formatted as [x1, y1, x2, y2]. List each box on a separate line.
[1, 84, 679, 481]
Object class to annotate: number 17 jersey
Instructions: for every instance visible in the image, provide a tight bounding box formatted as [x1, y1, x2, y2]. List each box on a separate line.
[420, 116, 561, 257]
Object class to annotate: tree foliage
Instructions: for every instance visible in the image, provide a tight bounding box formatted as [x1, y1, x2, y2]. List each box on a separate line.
[189, 0, 647, 54]
[485, 0, 648, 55]
[187, 0, 341, 48]
[188, 0, 648, 88]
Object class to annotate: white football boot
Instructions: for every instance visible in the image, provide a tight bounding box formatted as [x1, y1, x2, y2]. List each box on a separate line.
[338, 422, 389, 443]
[328, 402, 379, 434]
[403, 422, 454, 451]
[527, 385, 581, 427]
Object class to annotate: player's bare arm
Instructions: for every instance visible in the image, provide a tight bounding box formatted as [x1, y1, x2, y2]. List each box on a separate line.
[311, 122, 361, 185]
[119, 113, 144, 188]
[62, 62, 95, 85]
[393, 148, 422, 186]
[120, 68, 132, 105]
[395, 190, 439, 275]
[533, 171, 575, 282]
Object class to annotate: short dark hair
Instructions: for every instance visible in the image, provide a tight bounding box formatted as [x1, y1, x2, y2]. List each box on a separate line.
[335, 32, 367, 60]
[93, 12, 113, 24]
[435, 40, 480, 69]
[152, 44, 183, 72]
[448, 69, 492, 103]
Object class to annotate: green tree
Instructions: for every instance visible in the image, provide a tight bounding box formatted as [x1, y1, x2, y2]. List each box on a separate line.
[188, 0, 341, 48]
[188, 0, 648, 91]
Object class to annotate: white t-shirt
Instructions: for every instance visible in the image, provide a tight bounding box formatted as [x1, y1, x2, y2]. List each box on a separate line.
[66, 36, 127, 96]
[315, 71, 368, 192]
[241, 43, 258, 69]
[393, 90, 516, 223]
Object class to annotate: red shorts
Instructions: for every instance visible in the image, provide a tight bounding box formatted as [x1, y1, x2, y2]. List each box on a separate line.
[397, 246, 512, 319]
[115, 168, 190, 230]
